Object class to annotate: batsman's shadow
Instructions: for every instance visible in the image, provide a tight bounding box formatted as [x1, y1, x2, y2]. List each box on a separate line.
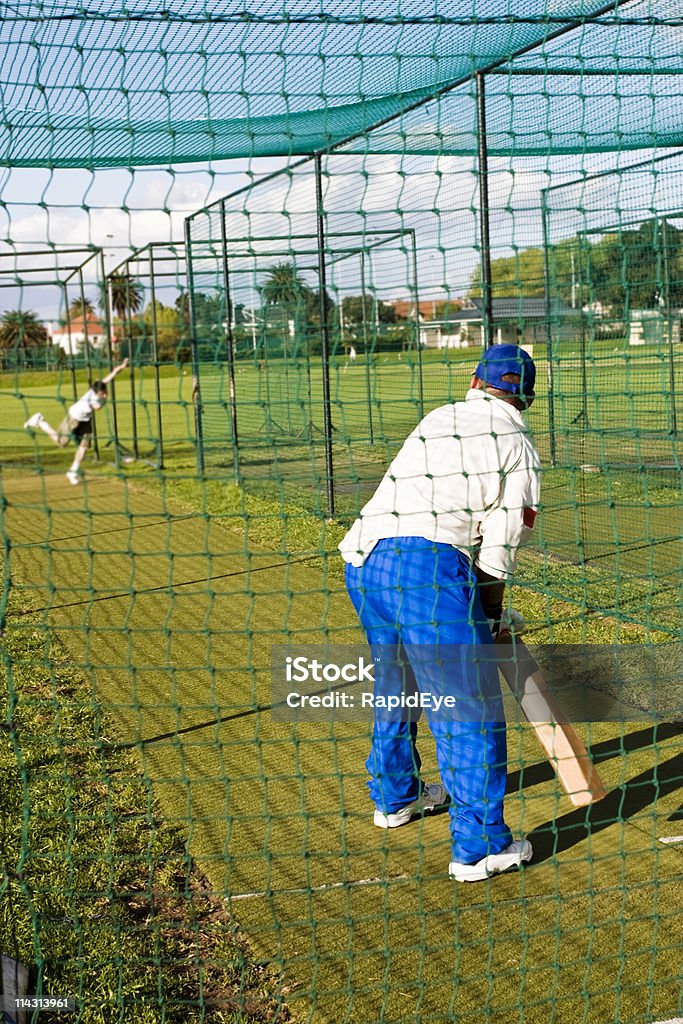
[526, 724, 683, 862]
[507, 721, 682, 797]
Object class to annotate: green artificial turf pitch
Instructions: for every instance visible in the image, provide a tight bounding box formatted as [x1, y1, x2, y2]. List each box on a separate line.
[1, 469, 681, 1023]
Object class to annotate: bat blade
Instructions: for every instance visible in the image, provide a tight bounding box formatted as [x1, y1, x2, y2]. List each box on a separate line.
[496, 637, 607, 806]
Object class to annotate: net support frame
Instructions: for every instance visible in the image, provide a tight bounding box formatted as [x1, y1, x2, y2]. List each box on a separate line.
[183, 217, 206, 474]
[314, 152, 336, 517]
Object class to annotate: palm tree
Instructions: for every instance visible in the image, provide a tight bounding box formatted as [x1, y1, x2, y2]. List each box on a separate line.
[68, 296, 96, 319]
[100, 275, 145, 355]
[104, 274, 144, 320]
[0, 310, 48, 351]
[259, 262, 310, 306]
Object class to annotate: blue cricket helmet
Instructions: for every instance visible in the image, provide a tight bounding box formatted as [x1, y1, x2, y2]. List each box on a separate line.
[474, 344, 536, 397]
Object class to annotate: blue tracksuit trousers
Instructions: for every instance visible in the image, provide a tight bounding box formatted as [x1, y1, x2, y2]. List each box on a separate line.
[345, 537, 512, 864]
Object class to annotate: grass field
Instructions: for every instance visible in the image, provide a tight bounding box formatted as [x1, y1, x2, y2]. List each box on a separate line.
[0, 590, 285, 1023]
[4, 345, 683, 634]
[0, 467, 681, 1021]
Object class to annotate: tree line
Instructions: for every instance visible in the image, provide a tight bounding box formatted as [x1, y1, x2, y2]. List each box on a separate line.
[470, 218, 683, 311]
[1, 262, 413, 366]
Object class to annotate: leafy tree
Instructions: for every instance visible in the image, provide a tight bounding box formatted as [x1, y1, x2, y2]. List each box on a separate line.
[0, 310, 48, 351]
[341, 295, 397, 326]
[469, 248, 546, 299]
[469, 219, 683, 312]
[142, 299, 183, 361]
[174, 291, 223, 337]
[584, 219, 683, 311]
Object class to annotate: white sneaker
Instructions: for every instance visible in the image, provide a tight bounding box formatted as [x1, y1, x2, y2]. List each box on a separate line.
[66, 470, 81, 486]
[24, 412, 43, 429]
[449, 838, 533, 883]
[374, 782, 450, 829]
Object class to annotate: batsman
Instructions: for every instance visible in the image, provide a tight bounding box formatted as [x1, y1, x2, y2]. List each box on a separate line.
[339, 344, 541, 882]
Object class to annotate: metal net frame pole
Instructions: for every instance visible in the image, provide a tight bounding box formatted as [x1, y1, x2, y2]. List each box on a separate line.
[314, 154, 335, 517]
[76, 265, 99, 459]
[60, 282, 79, 403]
[407, 227, 424, 420]
[100, 250, 121, 468]
[147, 246, 165, 468]
[219, 201, 241, 483]
[541, 188, 558, 467]
[124, 264, 140, 460]
[359, 250, 374, 444]
[660, 218, 678, 437]
[183, 218, 205, 474]
[475, 71, 494, 352]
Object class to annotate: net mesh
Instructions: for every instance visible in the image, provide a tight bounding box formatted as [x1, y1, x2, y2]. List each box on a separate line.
[1, 2, 682, 1022]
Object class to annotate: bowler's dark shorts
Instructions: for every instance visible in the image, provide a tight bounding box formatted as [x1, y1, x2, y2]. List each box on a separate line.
[57, 415, 92, 448]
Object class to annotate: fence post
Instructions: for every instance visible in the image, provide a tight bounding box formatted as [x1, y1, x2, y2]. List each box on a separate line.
[219, 201, 241, 482]
[148, 246, 165, 468]
[541, 189, 557, 466]
[408, 228, 424, 420]
[77, 265, 99, 459]
[100, 250, 121, 468]
[475, 72, 494, 351]
[183, 218, 205, 473]
[359, 250, 374, 444]
[314, 153, 335, 517]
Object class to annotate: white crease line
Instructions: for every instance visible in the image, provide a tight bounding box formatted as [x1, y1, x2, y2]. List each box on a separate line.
[658, 836, 683, 845]
[650, 1018, 683, 1023]
[228, 874, 409, 901]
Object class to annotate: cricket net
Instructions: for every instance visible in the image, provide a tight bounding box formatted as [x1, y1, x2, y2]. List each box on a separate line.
[1, 2, 682, 1022]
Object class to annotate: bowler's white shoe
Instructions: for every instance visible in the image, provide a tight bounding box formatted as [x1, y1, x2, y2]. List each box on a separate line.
[374, 782, 450, 829]
[449, 838, 533, 882]
[24, 412, 43, 429]
[66, 470, 81, 486]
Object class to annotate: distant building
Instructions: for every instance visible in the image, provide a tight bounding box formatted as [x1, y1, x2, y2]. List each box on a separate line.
[391, 299, 463, 321]
[628, 309, 681, 346]
[418, 297, 580, 349]
[49, 314, 110, 354]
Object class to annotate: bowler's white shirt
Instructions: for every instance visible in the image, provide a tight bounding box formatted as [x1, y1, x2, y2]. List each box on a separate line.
[339, 389, 541, 580]
[69, 388, 104, 422]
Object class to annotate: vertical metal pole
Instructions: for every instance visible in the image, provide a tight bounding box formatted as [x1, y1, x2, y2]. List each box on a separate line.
[475, 72, 494, 351]
[408, 228, 424, 419]
[148, 247, 165, 468]
[541, 190, 557, 466]
[78, 267, 99, 459]
[125, 264, 140, 459]
[359, 250, 374, 444]
[314, 153, 335, 516]
[62, 283, 78, 402]
[661, 218, 677, 436]
[219, 200, 241, 482]
[183, 218, 205, 473]
[100, 251, 120, 468]
[577, 233, 589, 425]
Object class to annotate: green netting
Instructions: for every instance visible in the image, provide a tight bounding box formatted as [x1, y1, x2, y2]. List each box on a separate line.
[2, 1, 683, 166]
[1, 3, 683, 1023]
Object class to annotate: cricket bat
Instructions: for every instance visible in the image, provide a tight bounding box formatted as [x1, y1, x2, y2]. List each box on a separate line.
[496, 635, 607, 806]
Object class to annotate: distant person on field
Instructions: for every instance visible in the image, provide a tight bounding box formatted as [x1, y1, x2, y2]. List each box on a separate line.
[349, 344, 357, 363]
[24, 358, 129, 485]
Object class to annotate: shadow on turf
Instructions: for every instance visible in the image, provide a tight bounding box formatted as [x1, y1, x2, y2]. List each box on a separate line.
[527, 731, 683, 862]
[506, 722, 683, 795]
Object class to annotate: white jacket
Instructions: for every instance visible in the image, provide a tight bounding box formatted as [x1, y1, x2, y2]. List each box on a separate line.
[339, 389, 541, 580]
